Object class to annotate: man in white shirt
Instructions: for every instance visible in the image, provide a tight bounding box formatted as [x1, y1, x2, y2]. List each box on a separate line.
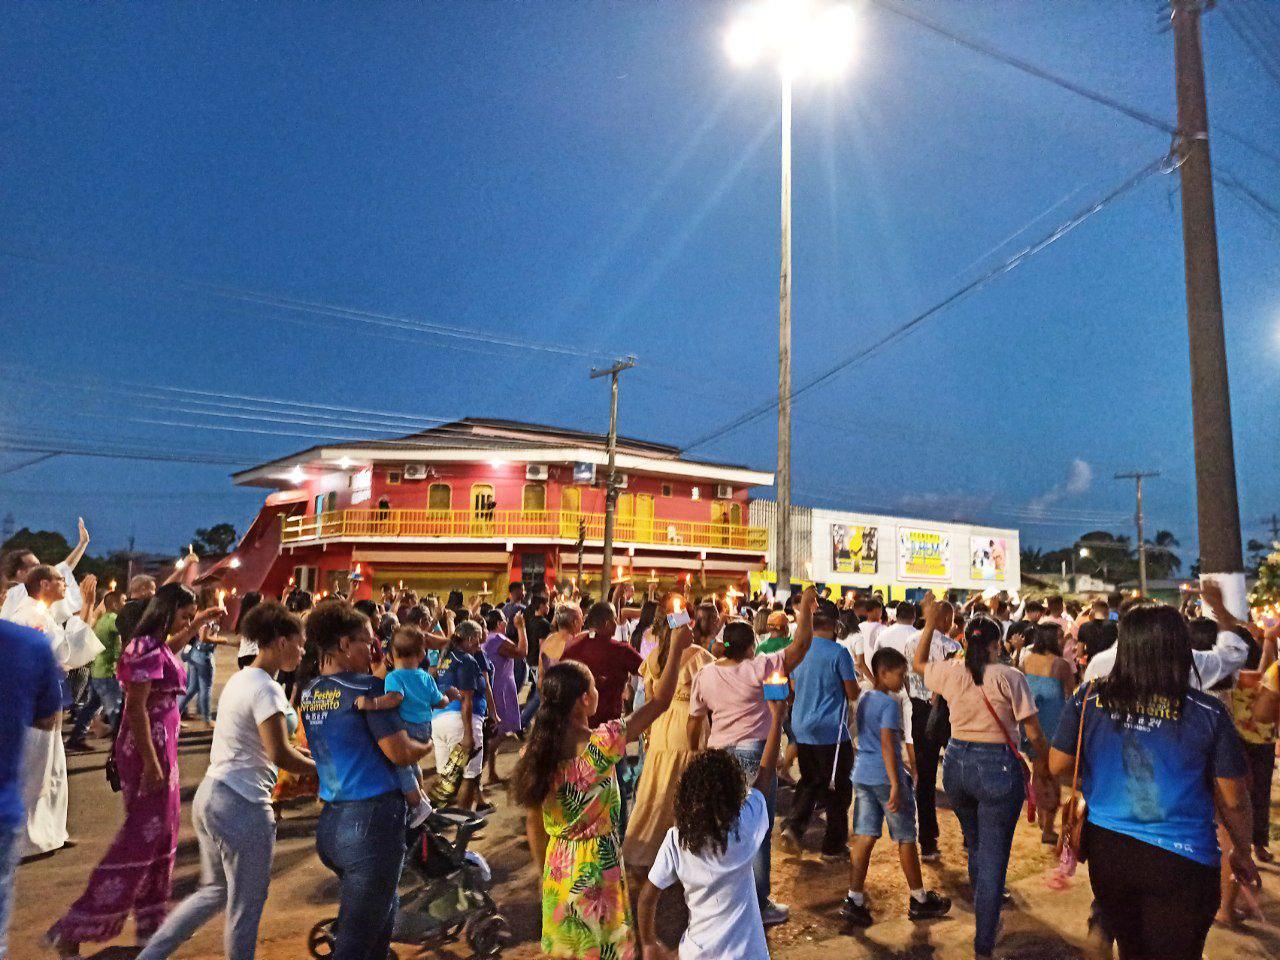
[845, 598, 885, 685]
[872, 601, 918, 658]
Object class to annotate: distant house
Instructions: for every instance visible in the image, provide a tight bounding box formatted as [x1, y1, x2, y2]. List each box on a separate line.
[223, 418, 773, 599]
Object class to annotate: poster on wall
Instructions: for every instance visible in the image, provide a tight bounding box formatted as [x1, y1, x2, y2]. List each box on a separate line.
[351, 467, 373, 505]
[969, 536, 1008, 581]
[831, 523, 878, 575]
[898, 527, 952, 580]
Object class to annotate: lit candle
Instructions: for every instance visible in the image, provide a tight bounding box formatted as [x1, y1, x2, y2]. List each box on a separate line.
[764, 669, 789, 701]
[288, 576, 296, 587]
[398, 579, 404, 589]
[482, 580, 488, 593]
[230, 587, 238, 597]
[174, 559, 184, 570]
[109, 579, 117, 592]
[671, 597, 683, 614]
[217, 589, 227, 609]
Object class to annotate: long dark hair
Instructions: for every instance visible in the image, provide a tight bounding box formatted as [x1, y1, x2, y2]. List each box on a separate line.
[234, 590, 263, 633]
[512, 661, 593, 807]
[1100, 604, 1192, 721]
[632, 600, 659, 652]
[722, 621, 756, 661]
[1030, 622, 1064, 656]
[131, 583, 198, 643]
[963, 615, 1002, 686]
[675, 748, 748, 857]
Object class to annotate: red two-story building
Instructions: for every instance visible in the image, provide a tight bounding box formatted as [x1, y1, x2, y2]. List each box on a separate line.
[227, 418, 773, 600]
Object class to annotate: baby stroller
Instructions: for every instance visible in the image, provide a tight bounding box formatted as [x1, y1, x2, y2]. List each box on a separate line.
[307, 808, 512, 959]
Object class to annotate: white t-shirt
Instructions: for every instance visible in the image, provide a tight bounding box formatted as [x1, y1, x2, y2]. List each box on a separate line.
[872, 622, 917, 658]
[204, 667, 290, 806]
[648, 788, 771, 960]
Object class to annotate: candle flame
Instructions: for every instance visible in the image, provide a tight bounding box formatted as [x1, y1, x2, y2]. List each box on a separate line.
[766, 671, 787, 685]
[672, 598, 682, 613]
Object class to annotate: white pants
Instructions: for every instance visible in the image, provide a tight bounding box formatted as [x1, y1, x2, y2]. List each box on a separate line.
[431, 711, 484, 779]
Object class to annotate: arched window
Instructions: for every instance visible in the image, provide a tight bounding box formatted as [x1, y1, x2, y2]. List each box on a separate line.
[523, 483, 547, 512]
[428, 483, 451, 511]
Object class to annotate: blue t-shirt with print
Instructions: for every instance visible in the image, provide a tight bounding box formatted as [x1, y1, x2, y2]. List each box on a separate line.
[300, 672, 404, 803]
[436, 649, 489, 718]
[789, 636, 857, 745]
[385, 667, 445, 725]
[852, 690, 903, 786]
[1052, 685, 1245, 867]
[0, 620, 63, 830]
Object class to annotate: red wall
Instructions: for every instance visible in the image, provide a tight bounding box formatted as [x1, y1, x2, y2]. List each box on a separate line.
[299, 461, 753, 523]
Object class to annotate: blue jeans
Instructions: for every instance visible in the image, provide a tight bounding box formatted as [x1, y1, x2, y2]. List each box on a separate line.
[852, 774, 917, 843]
[70, 677, 123, 740]
[520, 685, 540, 729]
[315, 791, 407, 960]
[180, 653, 215, 720]
[942, 740, 1025, 957]
[395, 720, 431, 795]
[0, 826, 20, 959]
[727, 740, 776, 906]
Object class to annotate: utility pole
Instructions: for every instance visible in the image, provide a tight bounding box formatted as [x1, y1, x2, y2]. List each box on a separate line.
[590, 357, 635, 593]
[776, 73, 794, 601]
[1171, 1, 1245, 603]
[1262, 514, 1280, 543]
[1116, 471, 1160, 597]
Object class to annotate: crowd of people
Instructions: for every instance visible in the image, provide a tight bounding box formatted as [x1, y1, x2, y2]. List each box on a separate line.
[2, 530, 1279, 960]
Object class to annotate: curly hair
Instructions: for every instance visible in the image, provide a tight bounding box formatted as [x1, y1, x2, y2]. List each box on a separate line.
[674, 749, 748, 857]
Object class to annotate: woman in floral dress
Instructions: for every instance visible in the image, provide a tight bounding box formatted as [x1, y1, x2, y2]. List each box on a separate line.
[513, 598, 693, 959]
[47, 584, 222, 958]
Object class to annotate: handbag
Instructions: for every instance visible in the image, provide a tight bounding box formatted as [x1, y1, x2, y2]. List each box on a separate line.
[1055, 683, 1092, 864]
[925, 694, 951, 746]
[978, 686, 1036, 824]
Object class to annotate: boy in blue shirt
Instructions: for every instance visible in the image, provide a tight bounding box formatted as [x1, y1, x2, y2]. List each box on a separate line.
[357, 625, 451, 827]
[842, 646, 950, 927]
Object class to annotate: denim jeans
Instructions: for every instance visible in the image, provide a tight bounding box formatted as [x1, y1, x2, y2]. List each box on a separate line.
[727, 740, 776, 906]
[180, 653, 215, 720]
[315, 791, 407, 960]
[70, 677, 123, 740]
[0, 826, 20, 959]
[941, 740, 1025, 957]
[520, 676, 540, 729]
[137, 778, 276, 960]
[395, 720, 432, 795]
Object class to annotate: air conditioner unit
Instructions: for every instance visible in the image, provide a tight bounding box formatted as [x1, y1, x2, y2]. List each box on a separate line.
[525, 464, 549, 481]
[715, 483, 734, 499]
[402, 464, 429, 481]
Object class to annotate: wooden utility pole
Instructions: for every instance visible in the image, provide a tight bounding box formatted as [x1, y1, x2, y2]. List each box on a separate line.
[1171, 0, 1244, 584]
[590, 357, 635, 593]
[776, 74, 794, 600]
[1117, 471, 1160, 597]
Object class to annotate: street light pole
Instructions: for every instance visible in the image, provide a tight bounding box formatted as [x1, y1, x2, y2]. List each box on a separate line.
[591, 357, 636, 594]
[1170, 1, 1245, 609]
[1116, 471, 1159, 597]
[776, 73, 793, 598]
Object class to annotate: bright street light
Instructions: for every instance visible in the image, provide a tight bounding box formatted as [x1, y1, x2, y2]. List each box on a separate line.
[725, 0, 857, 597]
[725, 0, 858, 79]
[1079, 547, 1090, 558]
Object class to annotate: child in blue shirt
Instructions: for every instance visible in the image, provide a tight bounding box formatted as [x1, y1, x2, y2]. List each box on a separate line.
[842, 646, 950, 927]
[357, 625, 451, 827]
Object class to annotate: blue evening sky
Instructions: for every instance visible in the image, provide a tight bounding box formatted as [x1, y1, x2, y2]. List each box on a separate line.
[2, 1, 1277, 560]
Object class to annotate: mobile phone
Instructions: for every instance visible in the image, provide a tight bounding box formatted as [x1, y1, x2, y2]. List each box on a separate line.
[667, 609, 691, 629]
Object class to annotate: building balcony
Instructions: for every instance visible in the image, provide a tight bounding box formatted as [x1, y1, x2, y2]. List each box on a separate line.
[281, 508, 768, 553]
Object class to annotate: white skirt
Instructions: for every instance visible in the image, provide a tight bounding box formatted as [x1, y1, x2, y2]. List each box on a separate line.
[431, 711, 484, 780]
[22, 718, 69, 856]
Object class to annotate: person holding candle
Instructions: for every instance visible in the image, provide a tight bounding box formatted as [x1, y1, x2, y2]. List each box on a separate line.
[686, 586, 818, 927]
[513, 613, 694, 960]
[178, 589, 233, 729]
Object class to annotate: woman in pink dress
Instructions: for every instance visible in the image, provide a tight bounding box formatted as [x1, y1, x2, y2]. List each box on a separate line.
[47, 584, 223, 958]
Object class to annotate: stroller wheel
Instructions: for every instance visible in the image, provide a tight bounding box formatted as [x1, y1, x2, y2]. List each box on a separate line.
[466, 913, 512, 958]
[307, 918, 337, 959]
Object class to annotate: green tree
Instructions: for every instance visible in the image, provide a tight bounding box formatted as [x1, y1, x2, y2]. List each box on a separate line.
[1, 527, 73, 562]
[1250, 544, 1280, 609]
[1144, 529, 1183, 579]
[191, 523, 238, 557]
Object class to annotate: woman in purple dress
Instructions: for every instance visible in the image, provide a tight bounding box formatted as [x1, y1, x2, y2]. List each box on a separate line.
[482, 608, 528, 736]
[47, 584, 223, 958]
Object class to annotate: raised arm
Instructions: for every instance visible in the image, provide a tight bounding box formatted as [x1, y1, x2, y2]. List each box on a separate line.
[627, 625, 693, 742]
[63, 517, 91, 572]
[781, 587, 818, 674]
[914, 593, 940, 677]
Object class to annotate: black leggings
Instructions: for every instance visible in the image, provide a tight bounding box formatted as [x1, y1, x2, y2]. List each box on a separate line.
[1085, 822, 1219, 960]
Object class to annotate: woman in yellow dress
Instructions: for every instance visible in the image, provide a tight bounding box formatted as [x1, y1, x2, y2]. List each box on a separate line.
[621, 615, 713, 879]
[514, 604, 693, 960]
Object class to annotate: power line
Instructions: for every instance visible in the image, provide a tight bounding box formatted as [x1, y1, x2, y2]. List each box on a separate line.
[1222, 5, 1280, 92]
[683, 150, 1179, 453]
[0, 245, 626, 362]
[868, 0, 1280, 173]
[0, 453, 60, 477]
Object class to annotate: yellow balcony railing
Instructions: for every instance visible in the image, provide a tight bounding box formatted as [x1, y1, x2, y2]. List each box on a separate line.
[281, 508, 768, 552]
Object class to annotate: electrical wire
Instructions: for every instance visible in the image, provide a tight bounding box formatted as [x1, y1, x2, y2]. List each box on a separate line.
[682, 150, 1180, 453]
[0, 245, 629, 362]
[1222, 4, 1280, 92]
[0, 453, 60, 477]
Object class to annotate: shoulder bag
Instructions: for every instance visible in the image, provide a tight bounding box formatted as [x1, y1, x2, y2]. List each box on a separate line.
[977, 683, 1036, 824]
[1055, 683, 1091, 863]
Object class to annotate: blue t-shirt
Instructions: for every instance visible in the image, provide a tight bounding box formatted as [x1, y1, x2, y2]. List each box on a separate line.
[0, 620, 63, 830]
[436, 649, 489, 718]
[300, 673, 404, 802]
[789, 636, 856, 745]
[385, 667, 445, 725]
[1052, 685, 1245, 867]
[852, 690, 902, 786]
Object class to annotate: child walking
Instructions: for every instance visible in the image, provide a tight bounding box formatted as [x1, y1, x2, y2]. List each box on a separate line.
[841, 646, 951, 926]
[355, 625, 450, 827]
[636, 695, 785, 960]
[512, 598, 693, 960]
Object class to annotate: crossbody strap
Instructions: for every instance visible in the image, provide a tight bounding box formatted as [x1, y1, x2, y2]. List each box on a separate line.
[977, 684, 1021, 755]
[1066, 681, 1092, 803]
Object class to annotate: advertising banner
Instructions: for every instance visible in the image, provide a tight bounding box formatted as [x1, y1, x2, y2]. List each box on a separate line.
[969, 536, 1008, 581]
[898, 527, 952, 580]
[831, 523, 878, 575]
